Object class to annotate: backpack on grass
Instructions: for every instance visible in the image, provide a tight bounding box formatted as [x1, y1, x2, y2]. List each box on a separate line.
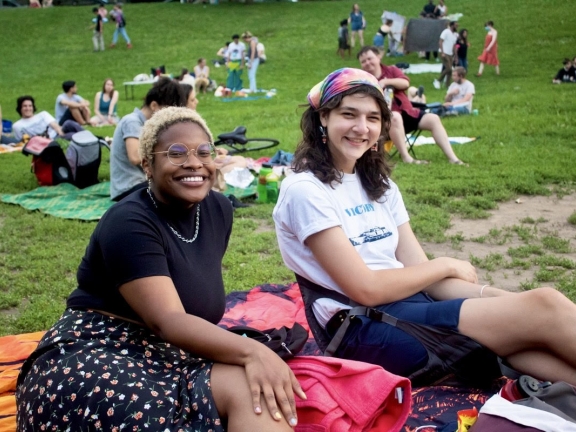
[22, 136, 72, 186]
[66, 131, 110, 189]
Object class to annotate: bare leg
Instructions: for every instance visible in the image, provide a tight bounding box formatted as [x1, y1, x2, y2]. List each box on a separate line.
[417, 113, 463, 163]
[495, 65, 500, 75]
[211, 364, 293, 432]
[477, 62, 485, 75]
[459, 287, 576, 385]
[68, 107, 87, 125]
[358, 29, 364, 47]
[389, 112, 424, 163]
[350, 31, 357, 48]
[219, 156, 248, 175]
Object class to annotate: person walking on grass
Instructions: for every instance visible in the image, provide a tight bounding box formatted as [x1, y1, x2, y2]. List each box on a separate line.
[433, 21, 458, 89]
[476, 21, 499, 76]
[91, 7, 104, 52]
[110, 3, 132, 49]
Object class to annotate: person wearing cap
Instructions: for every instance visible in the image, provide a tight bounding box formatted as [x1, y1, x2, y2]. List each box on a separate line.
[54, 80, 95, 127]
[225, 34, 245, 92]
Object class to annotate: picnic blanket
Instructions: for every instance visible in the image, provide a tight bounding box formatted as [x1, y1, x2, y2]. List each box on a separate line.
[403, 63, 443, 74]
[0, 182, 114, 220]
[410, 136, 479, 146]
[0, 283, 496, 431]
[0, 182, 257, 221]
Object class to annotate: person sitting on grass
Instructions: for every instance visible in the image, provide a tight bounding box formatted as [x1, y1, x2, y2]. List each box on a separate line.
[358, 45, 466, 165]
[552, 58, 576, 84]
[17, 106, 306, 432]
[13, 95, 84, 142]
[440, 67, 475, 115]
[110, 77, 187, 201]
[90, 78, 120, 126]
[273, 67, 576, 389]
[54, 80, 95, 127]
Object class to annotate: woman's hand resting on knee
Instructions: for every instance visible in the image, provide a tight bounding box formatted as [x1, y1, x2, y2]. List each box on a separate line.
[243, 344, 306, 426]
[439, 257, 478, 284]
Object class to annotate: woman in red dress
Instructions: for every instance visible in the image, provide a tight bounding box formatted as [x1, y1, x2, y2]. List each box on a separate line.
[477, 21, 499, 76]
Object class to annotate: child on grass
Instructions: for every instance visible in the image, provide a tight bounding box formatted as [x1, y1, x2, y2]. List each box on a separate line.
[91, 7, 104, 52]
[337, 19, 351, 59]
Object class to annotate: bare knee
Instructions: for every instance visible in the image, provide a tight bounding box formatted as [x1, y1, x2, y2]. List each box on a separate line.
[211, 363, 249, 418]
[524, 287, 570, 313]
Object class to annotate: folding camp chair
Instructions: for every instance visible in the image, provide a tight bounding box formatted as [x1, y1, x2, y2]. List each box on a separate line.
[385, 129, 422, 159]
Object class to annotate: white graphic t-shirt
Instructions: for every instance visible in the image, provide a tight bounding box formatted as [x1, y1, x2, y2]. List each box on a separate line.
[273, 171, 410, 326]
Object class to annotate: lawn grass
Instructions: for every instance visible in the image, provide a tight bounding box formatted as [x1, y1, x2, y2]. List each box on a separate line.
[0, 0, 575, 335]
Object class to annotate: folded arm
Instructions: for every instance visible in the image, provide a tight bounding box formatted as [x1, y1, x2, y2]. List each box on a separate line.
[305, 222, 479, 306]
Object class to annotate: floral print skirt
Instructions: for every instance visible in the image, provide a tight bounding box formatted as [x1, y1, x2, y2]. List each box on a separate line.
[16, 309, 224, 432]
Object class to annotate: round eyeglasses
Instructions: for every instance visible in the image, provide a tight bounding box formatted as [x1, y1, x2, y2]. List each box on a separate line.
[151, 143, 217, 166]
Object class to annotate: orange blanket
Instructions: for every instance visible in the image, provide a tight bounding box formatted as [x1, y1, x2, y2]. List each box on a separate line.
[0, 332, 44, 432]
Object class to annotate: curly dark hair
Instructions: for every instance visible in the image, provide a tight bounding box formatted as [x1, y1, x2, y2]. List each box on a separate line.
[293, 85, 393, 202]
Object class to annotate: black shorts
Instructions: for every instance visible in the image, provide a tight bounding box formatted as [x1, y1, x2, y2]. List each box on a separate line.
[401, 109, 426, 133]
[58, 108, 74, 126]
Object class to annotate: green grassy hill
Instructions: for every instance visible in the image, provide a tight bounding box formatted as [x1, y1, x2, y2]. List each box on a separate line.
[0, 0, 574, 334]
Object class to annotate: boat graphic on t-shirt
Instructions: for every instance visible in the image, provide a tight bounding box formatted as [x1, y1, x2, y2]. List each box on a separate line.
[349, 227, 392, 246]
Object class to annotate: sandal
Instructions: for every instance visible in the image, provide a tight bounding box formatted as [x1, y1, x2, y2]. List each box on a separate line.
[450, 159, 469, 167]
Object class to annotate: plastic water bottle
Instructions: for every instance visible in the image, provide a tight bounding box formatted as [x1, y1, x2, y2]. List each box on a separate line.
[384, 87, 394, 107]
[472, 109, 479, 116]
[265, 172, 280, 204]
[257, 166, 273, 203]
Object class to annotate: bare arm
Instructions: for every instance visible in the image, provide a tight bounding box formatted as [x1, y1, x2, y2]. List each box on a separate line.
[486, 30, 497, 51]
[108, 91, 119, 118]
[394, 223, 513, 299]
[378, 77, 410, 90]
[59, 97, 89, 109]
[305, 222, 478, 306]
[125, 137, 142, 166]
[48, 121, 64, 137]
[120, 276, 305, 422]
[94, 92, 105, 121]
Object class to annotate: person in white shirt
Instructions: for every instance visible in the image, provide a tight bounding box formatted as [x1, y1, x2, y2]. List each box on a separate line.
[194, 58, 211, 94]
[434, 21, 459, 89]
[13, 95, 84, 141]
[442, 67, 475, 115]
[225, 34, 245, 91]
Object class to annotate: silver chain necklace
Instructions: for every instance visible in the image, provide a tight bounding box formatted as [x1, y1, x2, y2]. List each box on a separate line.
[147, 187, 200, 244]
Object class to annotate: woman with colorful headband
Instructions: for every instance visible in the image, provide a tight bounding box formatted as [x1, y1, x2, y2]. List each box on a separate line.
[17, 107, 305, 431]
[273, 67, 576, 384]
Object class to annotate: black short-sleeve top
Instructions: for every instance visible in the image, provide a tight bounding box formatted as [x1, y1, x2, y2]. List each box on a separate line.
[67, 188, 234, 324]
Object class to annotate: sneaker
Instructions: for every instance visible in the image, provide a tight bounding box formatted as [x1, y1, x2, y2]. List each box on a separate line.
[433, 79, 441, 90]
[127, 43, 133, 49]
[417, 85, 425, 98]
[109, 43, 116, 48]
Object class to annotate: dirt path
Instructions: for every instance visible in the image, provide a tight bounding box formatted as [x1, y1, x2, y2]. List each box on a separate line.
[420, 193, 576, 292]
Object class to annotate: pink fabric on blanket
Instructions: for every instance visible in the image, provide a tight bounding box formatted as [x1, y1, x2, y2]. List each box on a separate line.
[289, 356, 411, 432]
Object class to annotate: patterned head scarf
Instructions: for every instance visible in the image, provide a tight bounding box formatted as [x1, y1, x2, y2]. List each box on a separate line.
[307, 67, 384, 109]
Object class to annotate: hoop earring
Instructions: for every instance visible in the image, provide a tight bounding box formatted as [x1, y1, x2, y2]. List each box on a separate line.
[371, 143, 378, 152]
[319, 126, 327, 145]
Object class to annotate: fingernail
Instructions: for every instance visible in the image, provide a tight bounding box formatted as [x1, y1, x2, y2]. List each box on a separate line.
[290, 418, 298, 426]
[254, 406, 262, 414]
[274, 412, 282, 420]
